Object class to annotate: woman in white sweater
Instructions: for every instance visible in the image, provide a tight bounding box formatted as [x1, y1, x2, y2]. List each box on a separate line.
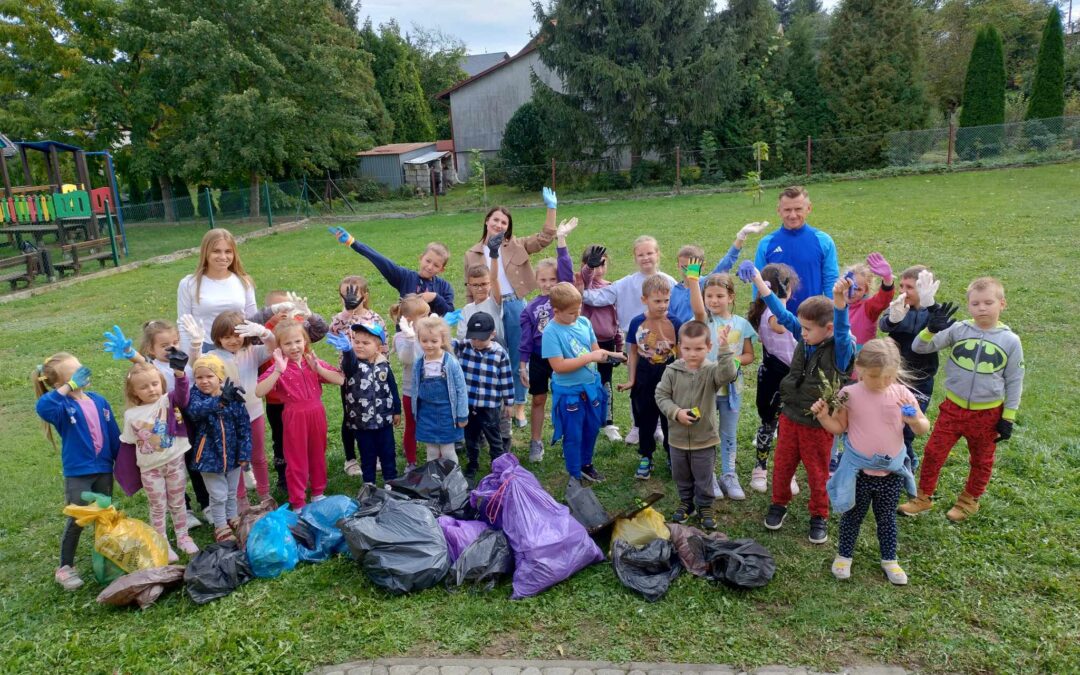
[177, 228, 257, 354]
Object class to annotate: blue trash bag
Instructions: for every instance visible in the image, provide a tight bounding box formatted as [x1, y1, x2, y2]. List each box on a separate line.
[297, 496, 359, 563]
[246, 505, 300, 578]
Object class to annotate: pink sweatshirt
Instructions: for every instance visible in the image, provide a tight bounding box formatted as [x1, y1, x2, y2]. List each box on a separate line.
[848, 284, 895, 345]
[577, 265, 621, 346]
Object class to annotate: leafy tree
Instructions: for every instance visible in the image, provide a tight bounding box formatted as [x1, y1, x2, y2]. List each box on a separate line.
[360, 20, 437, 143]
[778, 11, 830, 172]
[959, 25, 1007, 128]
[329, 0, 362, 30]
[774, 0, 794, 28]
[496, 101, 553, 191]
[407, 26, 468, 140]
[1026, 6, 1065, 120]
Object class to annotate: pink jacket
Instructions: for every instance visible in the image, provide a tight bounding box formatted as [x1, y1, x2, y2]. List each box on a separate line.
[578, 265, 622, 346]
[849, 284, 895, 345]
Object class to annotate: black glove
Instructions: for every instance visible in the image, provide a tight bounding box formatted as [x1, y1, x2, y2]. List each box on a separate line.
[165, 346, 189, 372]
[486, 232, 505, 259]
[995, 418, 1013, 443]
[585, 245, 607, 269]
[220, 378, 246, 405]
[342, 284, 361, 311]
[926, 301, 958, 333]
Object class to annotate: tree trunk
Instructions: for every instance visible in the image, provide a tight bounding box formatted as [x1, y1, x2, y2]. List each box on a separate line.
[249, 171, 261, 218]
[158, 175, 176, 222]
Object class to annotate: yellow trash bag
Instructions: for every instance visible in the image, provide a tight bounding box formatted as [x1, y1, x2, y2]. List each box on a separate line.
[64, 496, 169, 573]
[611, 506, 670, 549]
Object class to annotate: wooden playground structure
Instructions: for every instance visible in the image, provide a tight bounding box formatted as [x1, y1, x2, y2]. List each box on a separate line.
[0, 138, 122, 289]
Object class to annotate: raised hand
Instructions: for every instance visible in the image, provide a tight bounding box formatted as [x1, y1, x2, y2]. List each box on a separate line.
[486, 232, 505, 259]
[887, 294, 909, 324]
[834, 276, 855, 306]
[326, 332, 353, 352]
[736, 260, 758, 283]
[916, 269, 939, 308]
[555, 217, 579, 240]
[444, 309, 462, 327]
[180, 314, 205, 350]
[103, 325, 135, 360]
[67, 365, 92, 390]
[166, 346, 189, 372]
[342, 285, 361, 311]
[328, 226, 354, 246]
[684, 256, 704, 282]
[220, 378, 246, 405]
[866, 252, 893, 281]
[303, 351, 318, 370]
[994, 418, 1013, 443]
[843, 270, 858, 299]
[397, 316, 416, 339]
[272, 348, 288, 373]
[285, 292, 310, 317]
[542, 187, 557, 210]
[584, 245, 607, 269]
[270, 300, 295, 315]
[926, 301, 958, 333]
[736, 221, 770, 242]
[235, 320, 272, 341]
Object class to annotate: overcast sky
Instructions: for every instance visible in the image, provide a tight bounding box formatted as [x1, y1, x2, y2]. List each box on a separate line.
[360, 0, 840, 57]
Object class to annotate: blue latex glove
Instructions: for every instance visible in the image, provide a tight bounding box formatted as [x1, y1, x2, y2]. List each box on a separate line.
[328, 226, 354, 246]
[67, 366, 91, 390]
[326, 332, 353, 352]
[900, 404, 917, 417]
[444, 309, 463, 327]
[844, 270, 857, 299]
[542, 187, 557, 210]
[737, 260, 758, 283]
[103, 325, 135, 360]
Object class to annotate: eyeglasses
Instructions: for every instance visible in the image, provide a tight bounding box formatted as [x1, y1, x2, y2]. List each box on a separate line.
[467, 282, 491, 289]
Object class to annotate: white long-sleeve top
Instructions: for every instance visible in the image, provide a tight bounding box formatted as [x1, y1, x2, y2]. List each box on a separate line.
[581, 270, 677, 334]
[176, 273, 257, 353]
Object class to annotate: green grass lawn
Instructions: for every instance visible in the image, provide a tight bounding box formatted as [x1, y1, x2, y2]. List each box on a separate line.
[1, 163, 1078, 673]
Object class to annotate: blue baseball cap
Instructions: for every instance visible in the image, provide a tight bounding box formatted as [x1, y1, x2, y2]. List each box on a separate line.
[351, 322, 386, 344]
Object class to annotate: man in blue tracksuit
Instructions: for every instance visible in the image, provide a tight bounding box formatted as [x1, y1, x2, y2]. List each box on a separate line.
[754, 186, 839, 311]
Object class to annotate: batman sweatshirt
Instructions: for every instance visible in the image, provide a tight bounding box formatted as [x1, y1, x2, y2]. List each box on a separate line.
[912, 320, 1024, 420]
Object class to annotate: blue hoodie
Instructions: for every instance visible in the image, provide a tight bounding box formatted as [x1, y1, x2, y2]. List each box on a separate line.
[36, 390, 120, 477]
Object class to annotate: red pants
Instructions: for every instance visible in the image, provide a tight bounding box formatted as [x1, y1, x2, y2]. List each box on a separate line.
[237, 417, 270, 501]
[919, 399, 1000, 498]
[402, 395, 417, 465]
[283, 401, 328, 510]
[772, 413, 834, 518]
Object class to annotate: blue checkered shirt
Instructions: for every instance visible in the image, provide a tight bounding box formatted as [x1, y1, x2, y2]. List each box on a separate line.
[452, 340, 515, 409]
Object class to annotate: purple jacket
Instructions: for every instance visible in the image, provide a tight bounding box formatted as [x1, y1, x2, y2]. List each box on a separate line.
[519, 246, 573, 362]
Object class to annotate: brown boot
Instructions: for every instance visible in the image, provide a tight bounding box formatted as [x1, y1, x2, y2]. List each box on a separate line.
[898, 491, 933, 516]
[946, 491, 980, 522]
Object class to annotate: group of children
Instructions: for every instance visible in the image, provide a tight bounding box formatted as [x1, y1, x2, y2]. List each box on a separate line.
[36, 186, 1024, 592]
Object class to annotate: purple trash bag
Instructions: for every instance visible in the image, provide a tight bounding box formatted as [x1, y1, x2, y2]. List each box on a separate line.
[468, 453, 604, 599]
[437, 516, 489, 562]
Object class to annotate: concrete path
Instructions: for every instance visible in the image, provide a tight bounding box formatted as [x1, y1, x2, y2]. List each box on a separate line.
[310, 657, 909, 675]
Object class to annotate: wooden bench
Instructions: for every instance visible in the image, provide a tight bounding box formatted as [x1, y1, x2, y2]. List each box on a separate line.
[53, 237, 115, 277]
[0, 252, 40, 290]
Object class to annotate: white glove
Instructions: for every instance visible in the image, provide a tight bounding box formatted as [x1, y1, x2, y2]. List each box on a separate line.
[887, 294, 909, 323]
[736, 221, 770, 242]
[270, 300, 295, 315]
[397, 316, 415, 339]
[235, 320, 273, 341]
[180, 314, 204, 351]
[555, 217, 579, 240]
[916, 270, 939, 308]
[285, 291, 311, 317]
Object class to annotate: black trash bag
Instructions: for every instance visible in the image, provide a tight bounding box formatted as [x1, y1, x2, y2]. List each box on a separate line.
[184, 541, 254, 604]
[357, 482, 438, 518]
[695, 537, 776, 589]
[612, 538, 681, 602]
[565, 479, 609, 532]
[446, 529, 514, 592]
[338, 498, 450, 595]
[386, 458, 470, 516]
[289, 520, 316, 550]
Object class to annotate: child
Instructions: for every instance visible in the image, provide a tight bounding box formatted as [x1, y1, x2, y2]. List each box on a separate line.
[458, 249, 504, 344]
[582, 235, 677, 445]
[577, 244, 623, 442]
[390, 294, 431, 472]
[34, 353, 120, 590]
[879, 266, 941, 464]
[618, 275, 683, 480]
[845, 252, 895, 345]
[255, 323, 344, 512]
[666, 221, 767, 323]
[408, 315, 469, 462]
[542, 282, 626, 483]
[454, 312, 515, 480]
[815, 339, 927, 585]
[686, 262, 758, 499]
[327, 323, 401, 486]
[186, 354, 251, 542]
[208, 311, 276, 508]
[746, 263, 801, 494]
[899, 277, 1024, 521]
[328, 275, 387, 477]
[520, 222, 576, 460]
[655, 321, 738, 529]
[328, 226, 455, 315]
[739, 261, 854, 544]
[119, 361, 199, 560]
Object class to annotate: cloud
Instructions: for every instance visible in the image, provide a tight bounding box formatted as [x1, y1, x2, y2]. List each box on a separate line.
[361, 0, 538, 55]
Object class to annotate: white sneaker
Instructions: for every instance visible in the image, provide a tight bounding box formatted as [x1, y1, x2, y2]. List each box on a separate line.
[624, 426, 640, 445]
[602, 424, 622, 442]
[790, 476, 800, 495]
[832, 556, 852, 580]
[653, 423, 664, 443]
[243, 468, 257, 490]
[881, 560, 908, 585]
[55, 565, 84, 590]
[311, 494, 326, 503]
[749, 467, 768, 493]
[711, 474, 725, 500]
[528, 440, 545, 462]
[185, 509, 203, 530]
[343, 459, 361, 477]
[720, 473, 746, 500]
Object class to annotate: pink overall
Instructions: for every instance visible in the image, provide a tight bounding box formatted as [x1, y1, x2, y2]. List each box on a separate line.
[258, 357, 339, 510]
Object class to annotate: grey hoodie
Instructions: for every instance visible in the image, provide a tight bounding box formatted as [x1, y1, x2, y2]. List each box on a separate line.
[655, 353, 739, 450]
[913, 320, 1024, 419]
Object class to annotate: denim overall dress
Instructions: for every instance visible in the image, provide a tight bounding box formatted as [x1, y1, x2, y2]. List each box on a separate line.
[415, 360, 464, 444]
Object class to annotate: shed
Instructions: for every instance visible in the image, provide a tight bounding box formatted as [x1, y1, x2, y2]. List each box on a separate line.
[403, 150, 455, 196]
[356, 142, 437, 190]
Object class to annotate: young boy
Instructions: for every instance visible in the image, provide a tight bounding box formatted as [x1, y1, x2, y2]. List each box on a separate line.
[453, 312, 515, 481]
[899, 277, 1024, 522]
[655, 320, 739, 529]
[520, 231, 575, 462]
[879, 266, 941, 464]
[740, 261, 854, 544]
[338, 322, 400, 486]
[542, 282, 626, 483]
[329, 226, 455, 315]
[619, 275, 683, 480]
[667, 222, 768, 323]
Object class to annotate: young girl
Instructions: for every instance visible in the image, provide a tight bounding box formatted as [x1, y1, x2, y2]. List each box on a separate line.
[845, 253, 896, 346]
[410, 315, 468, 463]
[208, 311, 276, 508]
[391, 294, 431, 472]
[577, 244, 623, 442]
[119, 361, 198, 559]
[187, 354, 252, 542]
[813, 339, 927, 585]
[687, 268, 757, 500]
[34, 353, 120, 590]
[255, 322, 344, 511]
[746, 263, 800, 494]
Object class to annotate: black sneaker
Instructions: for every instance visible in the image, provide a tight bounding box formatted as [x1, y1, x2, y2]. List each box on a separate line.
[671, 503, 694, 524]
[581, 464, 606, 483]
[463, 464, 479, 482]
[699, 506, 717, 530]
[808, 515, 829, 544]
[764, 504, 788, 530]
